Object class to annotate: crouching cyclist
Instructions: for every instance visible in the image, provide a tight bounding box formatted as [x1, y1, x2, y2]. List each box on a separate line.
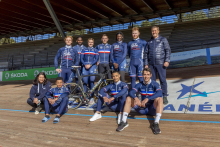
[116, 68, 163, 134]
[42, 77, 70, 124]
[89, 71, 128, 124]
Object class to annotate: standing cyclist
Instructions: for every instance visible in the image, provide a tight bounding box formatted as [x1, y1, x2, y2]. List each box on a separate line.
[96, 34, 112, 79]
[54, 36, 79, 83]
[144, 26, 171, 104]
[128, 27, 147, 89]
[111, 32, 127, 82]
[67, 36, 86, 84]
[81, 38, 99, 103]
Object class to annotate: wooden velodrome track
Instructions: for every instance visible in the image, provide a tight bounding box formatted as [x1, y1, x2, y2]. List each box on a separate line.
[0, 64, 220, 147]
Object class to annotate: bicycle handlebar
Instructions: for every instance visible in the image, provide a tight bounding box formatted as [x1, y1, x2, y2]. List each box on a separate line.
[72, 66, 81, 68]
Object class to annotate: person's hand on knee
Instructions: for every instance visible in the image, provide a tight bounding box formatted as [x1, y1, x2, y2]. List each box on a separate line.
[103, 97, 109, 103]
[141, 98, 148, 107]
[109, 97, 115, 104]
[134, 97, 141, 107]
[33, 98, 39, 104]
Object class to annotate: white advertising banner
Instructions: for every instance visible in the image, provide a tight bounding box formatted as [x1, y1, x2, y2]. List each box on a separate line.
[164, 77, 220, 114]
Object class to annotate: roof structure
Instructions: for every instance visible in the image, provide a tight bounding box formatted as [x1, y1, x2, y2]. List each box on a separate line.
[0, 0, 220, 38]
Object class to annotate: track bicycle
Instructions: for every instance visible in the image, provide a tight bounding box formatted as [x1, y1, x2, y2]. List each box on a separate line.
[66, 66, 113, 110]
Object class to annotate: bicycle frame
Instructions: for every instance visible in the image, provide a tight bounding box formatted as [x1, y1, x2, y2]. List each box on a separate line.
[69, 66, 111, 100]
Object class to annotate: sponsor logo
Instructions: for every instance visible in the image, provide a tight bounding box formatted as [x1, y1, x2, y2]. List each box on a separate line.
[177, 81, 220, 100]
[5, 72, 9, 79]
[177, 81, 205, 99]
[34, 70, 39, 77]
[41, 70, 58, 76]
[11, 73, 28, 78]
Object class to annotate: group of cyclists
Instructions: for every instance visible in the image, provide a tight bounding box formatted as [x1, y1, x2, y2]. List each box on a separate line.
[27, 26, 171, 134]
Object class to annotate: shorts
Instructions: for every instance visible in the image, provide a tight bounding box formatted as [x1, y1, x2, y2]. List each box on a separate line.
[133, 101, 156, 116]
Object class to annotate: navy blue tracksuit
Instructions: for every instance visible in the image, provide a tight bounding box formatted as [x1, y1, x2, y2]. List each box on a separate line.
[27, 81, 51, 108]
[97, 81, 128, 112]
[128, 38, 147, 88]
[45, 86, 70, 115]
[54, 45, 79, 83]
[144, 35, 171, 96]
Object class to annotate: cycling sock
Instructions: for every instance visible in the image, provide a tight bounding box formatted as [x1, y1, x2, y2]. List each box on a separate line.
[122, 112, 128, 123]
[155, 113, 161, 124]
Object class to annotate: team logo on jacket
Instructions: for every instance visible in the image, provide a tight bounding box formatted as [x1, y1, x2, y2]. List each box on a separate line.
[131, 43, 139, 50]
[63, 50, 72, 60]
[114, 45, 120, 51]
[100, 46, 103, 49]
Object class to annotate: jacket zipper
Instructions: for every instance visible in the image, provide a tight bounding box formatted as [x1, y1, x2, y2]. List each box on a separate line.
[88, 47, 90, 64]
[104, 45, 105, 63]
[67, 48, 68, 68]
[154, 39, 155, 65]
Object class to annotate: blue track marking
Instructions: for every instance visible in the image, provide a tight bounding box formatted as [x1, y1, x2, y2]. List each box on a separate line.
[1, 108, 220, 124]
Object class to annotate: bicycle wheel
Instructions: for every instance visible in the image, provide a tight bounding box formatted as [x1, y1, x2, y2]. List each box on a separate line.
[68, 84, 86, 110]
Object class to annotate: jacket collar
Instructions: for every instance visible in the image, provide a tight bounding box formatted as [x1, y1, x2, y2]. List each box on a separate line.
[143, 79, 151, 85]
[151, 35, 161, 40]
[102, 43, 108, 46]
[57, 86, 64, 90]
[114, 80, 121, 85]
[77, 44, 84, 48]
[133, 37, 140, 41]
[117, 41, 122, 44]
[87, 46, 94, 49]
[65, 45, 72, 48]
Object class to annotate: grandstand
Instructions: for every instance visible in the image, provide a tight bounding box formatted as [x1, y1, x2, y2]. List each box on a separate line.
[1, 17, 220, 71]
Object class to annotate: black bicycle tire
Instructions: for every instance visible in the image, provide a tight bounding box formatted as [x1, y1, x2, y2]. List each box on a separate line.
[68, 85, 83, 110]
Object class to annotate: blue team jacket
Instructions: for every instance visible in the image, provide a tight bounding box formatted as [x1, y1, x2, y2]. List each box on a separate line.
[29, 81, 51, 101]
[129, 80, 162, 100]
[96, 43, 111, 64]
[111, 41, 127, 65]
[45, 86, 70, 104]
[128, 38, 147, 60]
[54, 45, 79, 69]
[144, 35, 171, 65]
[73, 44, 87, 65]
[99, 81, 128, 100]
[80, 47, 99, 66]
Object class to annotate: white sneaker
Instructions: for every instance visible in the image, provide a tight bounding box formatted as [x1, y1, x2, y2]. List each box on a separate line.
[35, 110, 39, 115]
[90, 113, 102, 122]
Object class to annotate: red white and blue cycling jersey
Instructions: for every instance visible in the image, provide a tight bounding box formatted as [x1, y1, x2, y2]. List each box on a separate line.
[45, 86, 70, 104]
[80, 47, 99, 66]
[96, 43, 111, 64]
[129, 79, 162, 100]
[99, 81, 128, 99]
